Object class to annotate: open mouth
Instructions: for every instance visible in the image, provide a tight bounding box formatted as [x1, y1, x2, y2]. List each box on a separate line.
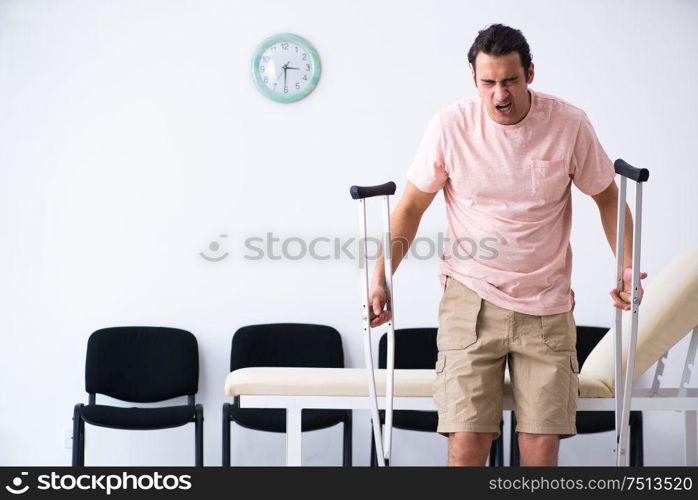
[495, 101, 512, 114]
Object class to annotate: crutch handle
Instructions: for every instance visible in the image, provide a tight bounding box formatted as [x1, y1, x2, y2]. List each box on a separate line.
[350, 182, 396, 200]
[614, 159, 649, 183]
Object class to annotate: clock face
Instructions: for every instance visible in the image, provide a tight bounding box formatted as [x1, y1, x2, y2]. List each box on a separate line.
[251, 34, 321, 103]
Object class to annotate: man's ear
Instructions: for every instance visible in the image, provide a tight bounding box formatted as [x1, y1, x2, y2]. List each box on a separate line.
[527, 62, 535, 84]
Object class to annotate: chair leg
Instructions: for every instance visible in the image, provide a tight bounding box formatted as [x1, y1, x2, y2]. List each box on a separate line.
[194, 404, 204, 467]
[368, 420, 390, 466]
[369, 424, 377, 467]
[488, 436, 496, 466]
[222, 403, 231, 466]
[72, 404, 84, 466]
[488, 419, 504, 466]
[510, 412, 520, 466]
[499, 418, 505, 465]
[342, 411, 352, 467]
[368, 421, 388, 467]
[630, 412, 644, 466]
[79, 416, 85, 465]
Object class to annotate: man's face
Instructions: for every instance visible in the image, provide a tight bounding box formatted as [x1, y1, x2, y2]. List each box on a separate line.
[472, 51, 534, 125]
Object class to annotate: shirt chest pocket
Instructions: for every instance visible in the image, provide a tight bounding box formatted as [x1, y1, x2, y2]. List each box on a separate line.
[529, 159, 570, 203]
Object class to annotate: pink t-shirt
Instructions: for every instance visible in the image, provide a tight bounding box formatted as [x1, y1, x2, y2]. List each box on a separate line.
[407, 88, 615, 316]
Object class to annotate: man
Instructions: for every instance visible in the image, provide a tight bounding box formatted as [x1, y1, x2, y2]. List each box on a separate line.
[368, 24, 647, 466]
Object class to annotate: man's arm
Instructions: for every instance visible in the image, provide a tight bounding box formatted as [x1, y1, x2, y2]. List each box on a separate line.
[591, 180, 633, 268]
[591, 180, 648, 310]
[368, 181, 437, 326]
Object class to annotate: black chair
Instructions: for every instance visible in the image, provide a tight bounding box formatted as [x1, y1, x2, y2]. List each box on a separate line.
[369, 328, 505, 466]
[72, 326, 203, 466]
[509, 325, 643, 466]
[222, 323, 352, 466]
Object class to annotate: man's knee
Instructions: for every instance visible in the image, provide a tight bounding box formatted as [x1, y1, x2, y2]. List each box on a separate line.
[449, 431, 497, 459]
[450, 431, 498, 443]
[518, 433, 560, 466]
[448, 431, 497, 465]
[518, 433, 560, 451]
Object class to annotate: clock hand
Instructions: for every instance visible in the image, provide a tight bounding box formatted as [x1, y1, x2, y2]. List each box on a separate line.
[276, 62, 288, 84]
[284, 61, 291, 87]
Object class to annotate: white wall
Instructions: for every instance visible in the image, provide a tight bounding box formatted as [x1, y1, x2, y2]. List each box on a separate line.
[1, 0, 696, 466]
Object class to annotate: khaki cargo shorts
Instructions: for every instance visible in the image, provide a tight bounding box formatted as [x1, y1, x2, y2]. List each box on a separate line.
[433, 276, 579, 440]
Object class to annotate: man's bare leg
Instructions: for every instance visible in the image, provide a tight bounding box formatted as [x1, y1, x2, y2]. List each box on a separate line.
[518, 433, 560, 466]
[448, 432, 497, 466]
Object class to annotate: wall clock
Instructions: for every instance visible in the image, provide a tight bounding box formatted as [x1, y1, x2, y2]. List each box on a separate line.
[251, 33, 321, 103]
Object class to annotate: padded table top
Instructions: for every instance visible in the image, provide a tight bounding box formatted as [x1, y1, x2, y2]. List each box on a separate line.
[225, 367, 613, 399]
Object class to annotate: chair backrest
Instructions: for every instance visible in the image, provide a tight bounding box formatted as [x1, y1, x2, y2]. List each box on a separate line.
[582, 248, 698, 387]
[230, 323, 344, 370]
[378, 328, 438, 369]
[85, 326, 199, 403]
[576, 326, 610, 368]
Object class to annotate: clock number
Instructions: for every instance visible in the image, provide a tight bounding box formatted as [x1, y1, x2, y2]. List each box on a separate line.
[270, 46, 276, 53]
[303, 75, 308, 81]
[305, 64, 310, 70]
[284, 86, 288, 94]
[281, 43, 288, 50]
[262, 56, 269, 62]
[260, 65, 264, 72]
[302, 53, 307, 60]
[264, 76, 268, 83]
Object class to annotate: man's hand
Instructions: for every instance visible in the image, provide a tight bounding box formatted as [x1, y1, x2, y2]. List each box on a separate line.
[368, 279, 392, 327]
[571, 288, 575, 311]
[609, 267, 648, 311]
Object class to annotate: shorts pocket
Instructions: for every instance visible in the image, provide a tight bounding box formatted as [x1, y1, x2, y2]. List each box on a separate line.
[530, 159, 569, 202]
[432, 353, 447, 418]
[437, 278, 482, 350]
[570, 355, 580, 374]
[435, 353, 446, 373]
[540, 311, 577, 352]
[569, 354, 580, 412]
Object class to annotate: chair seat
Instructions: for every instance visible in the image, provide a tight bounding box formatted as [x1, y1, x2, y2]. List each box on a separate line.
[377, 410, 437, 432]
[79, 404, 195, 430]
[576, 410, 642, 434]
[229, 406, 347, 433]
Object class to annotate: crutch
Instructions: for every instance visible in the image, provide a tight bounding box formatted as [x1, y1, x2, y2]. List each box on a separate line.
[350, 181, 397, 467]
[612, 159, 650, 466]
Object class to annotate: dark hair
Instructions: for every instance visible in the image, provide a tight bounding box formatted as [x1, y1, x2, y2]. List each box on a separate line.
[467, 24, 532, 80]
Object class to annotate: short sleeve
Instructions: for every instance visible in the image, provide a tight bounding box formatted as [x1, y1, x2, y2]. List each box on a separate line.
[406, 114, 448, 193]
[570, 111, 615, 196]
